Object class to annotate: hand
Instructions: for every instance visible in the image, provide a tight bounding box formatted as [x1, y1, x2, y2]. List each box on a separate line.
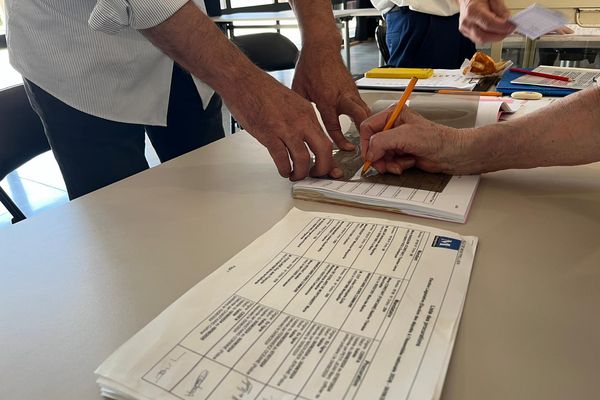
[292, 44, 371, 151]
[550, 26, 574, 34]
[227, 74, 343, 181]
[360, 107, 478, 175]
[458, 0, 515, 43]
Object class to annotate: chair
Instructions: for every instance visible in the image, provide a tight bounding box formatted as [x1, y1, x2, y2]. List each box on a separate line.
[0, 84, 51, 223]
[229, 32, 299, 132]
[375, 22, 390, 66]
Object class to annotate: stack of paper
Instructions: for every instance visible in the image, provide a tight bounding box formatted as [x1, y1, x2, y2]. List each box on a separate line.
[96, 209, 478, 400]
[294, 96, 521, 224]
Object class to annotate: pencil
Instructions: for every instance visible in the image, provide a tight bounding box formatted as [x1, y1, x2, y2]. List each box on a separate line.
[361, 76, 418, 175]
[509, 67, 572, 82]
[437, 90, 502, 97]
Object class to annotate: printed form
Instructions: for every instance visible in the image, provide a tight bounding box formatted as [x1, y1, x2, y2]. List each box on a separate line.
[96, 209, 478, 400]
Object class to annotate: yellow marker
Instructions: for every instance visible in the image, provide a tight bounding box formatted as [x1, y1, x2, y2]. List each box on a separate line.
[364, 68, 433, 79]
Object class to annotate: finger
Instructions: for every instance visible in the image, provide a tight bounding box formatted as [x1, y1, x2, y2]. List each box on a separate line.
[303, 125, 336, 178]
[461, 23, 512, 43]
[285, 138, 312, 181]
[386, 157, 417, 175]
[372, 156, 415, 175]
[266, 139, 292, 178]
[338, 95, 371, 131]
[319, 107, 355, 151]
[359, 108, 395, 159]
[471, 11, 514, 35]
[366, 130, 410, 163]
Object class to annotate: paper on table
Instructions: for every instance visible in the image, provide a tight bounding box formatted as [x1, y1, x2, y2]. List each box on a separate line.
[509, 4, 567, 39]
[356, 69, 478, 91]
[96, 208, 478, 400]
[511, 66, 600, 90]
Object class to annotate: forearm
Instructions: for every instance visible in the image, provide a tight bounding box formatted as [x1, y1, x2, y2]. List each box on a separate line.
[289, 0, 342, 50]
[466, 87, 600, 172]
[141, 2, 277, 102]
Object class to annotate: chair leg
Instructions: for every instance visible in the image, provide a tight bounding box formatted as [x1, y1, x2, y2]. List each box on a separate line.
[0, 187, 26, 223]
[230, 115, 236, 134]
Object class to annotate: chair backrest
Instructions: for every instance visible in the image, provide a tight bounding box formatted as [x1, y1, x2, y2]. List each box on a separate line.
[0, 84, 50, 180]
[231, 32, 299, 72]
[375, 23, 390, 65]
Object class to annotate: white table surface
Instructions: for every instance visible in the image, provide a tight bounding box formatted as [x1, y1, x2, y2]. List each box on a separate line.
[1, 98, 600, 399]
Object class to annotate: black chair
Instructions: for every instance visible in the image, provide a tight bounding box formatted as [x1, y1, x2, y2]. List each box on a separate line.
[229, 32, 299, 132]
[0, 84, 51, 223]
[375, 22, 390, 66]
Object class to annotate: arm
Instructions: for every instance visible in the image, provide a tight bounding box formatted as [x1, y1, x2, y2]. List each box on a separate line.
[140, 2, 341, 180]
[466, 87, 600, 172]
[289, 0, 371, 151]
[360, 87, 600, 174]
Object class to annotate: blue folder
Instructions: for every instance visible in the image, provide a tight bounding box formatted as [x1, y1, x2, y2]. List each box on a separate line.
[496, 69, 577, 97]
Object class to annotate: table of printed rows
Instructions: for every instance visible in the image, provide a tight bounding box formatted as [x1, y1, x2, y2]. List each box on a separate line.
[142, 217, 462, 400]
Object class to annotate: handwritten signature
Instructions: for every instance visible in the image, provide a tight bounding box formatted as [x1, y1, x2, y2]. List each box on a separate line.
[186, 369, 209, 397]
[155, 351, 186, 382]
[231, 376, 253, 400]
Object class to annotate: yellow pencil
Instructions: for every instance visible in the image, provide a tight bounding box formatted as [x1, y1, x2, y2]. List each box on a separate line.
[361, 76, 419, 175]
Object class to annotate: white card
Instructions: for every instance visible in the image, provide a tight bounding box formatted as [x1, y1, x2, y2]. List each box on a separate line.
[509, 4, 567, 39]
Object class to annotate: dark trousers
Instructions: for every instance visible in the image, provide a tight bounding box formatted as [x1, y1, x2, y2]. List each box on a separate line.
[23, 64, 224, 200]
[386, 7, 476, 69]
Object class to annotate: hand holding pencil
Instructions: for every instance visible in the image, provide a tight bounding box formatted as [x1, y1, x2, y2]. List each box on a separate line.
[361, 76, 419, 175]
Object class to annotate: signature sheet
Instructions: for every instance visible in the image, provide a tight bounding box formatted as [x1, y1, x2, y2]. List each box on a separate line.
[96, 209, 478, 400]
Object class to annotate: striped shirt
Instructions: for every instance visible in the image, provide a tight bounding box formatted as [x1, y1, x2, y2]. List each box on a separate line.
[5, 0, 213, 126]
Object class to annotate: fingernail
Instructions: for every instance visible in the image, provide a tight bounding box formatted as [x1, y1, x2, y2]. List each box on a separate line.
[343, 142, 355, 151]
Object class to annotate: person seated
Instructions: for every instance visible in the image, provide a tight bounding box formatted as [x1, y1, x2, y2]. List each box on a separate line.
[359, 86, 600, 174]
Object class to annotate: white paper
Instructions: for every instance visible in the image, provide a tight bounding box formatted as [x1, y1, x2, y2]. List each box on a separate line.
[509, 4, 567, 39]
[96, 209, 478, 400]
[510, 66, 600, 90]
[356, 69, 478, 91]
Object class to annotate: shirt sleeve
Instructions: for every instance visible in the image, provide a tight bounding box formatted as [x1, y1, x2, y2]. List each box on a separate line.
[89, 0, 190, 34]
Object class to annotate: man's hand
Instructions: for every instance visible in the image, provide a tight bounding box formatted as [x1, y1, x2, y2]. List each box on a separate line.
[142, 2, 342, 181]
[292, 45, 370, 151]
[360, 107, 478, 175]
[458, 0, 515, 43]
[227, 73, 343, 181]
[289, 0, 370, 151]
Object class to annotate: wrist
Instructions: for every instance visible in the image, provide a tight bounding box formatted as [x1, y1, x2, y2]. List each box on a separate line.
[447, 128, 489, 174]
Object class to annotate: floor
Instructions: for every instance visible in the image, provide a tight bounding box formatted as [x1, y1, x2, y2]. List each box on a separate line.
[0, 38, 379, 229]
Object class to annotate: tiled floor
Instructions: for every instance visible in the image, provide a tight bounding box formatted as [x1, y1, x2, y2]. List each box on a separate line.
[0, 39, 380, 229]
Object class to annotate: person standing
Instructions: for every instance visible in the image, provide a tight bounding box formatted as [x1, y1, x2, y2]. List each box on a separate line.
[5, 0, 370, 199]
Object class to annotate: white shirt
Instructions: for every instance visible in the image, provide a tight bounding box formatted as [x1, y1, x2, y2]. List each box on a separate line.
[5, 0, 213, 126]
[371, 0, 459, 17]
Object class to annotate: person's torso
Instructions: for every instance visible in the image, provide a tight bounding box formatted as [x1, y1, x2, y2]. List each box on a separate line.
[5, 0, 212, 126]
[371, 0, 459, 17]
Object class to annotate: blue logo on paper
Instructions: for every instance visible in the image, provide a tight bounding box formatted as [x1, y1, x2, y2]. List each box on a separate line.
[432, 236, 462, 250]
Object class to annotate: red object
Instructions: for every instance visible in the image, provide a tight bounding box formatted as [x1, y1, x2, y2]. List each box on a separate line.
[510, 67, 572, 82]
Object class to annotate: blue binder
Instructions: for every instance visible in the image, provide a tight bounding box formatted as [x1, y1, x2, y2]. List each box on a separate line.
[496, 69, 577, 97]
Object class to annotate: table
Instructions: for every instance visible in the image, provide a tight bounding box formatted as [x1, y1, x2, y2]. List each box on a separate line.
[1, 92, 600, 400]
[212, 8, 382, 71]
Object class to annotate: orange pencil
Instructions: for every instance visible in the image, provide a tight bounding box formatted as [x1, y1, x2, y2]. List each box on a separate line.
[437, 90, 502, 97]
[361, 76, 418, 175]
